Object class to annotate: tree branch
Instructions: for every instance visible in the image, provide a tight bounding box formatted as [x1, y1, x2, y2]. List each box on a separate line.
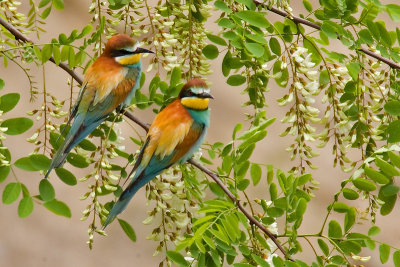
[0, 16, 290, 258]
[254, 0, 400, 69]
[0, 16, 83, 84]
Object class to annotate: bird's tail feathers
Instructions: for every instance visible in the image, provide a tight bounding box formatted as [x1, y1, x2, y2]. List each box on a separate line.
[45, 115, 95, 178]
[103, 172, 147, 228]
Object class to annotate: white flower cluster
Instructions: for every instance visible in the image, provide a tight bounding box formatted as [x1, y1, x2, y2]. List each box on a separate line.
[143, 2, 213, 77]
[279, 46, 321, 171]
[144, 164, 205, 256]
[0, 1, 26, 28]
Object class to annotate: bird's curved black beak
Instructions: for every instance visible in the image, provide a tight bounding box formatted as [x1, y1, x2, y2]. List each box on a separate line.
[135, 47, 154, 54]
[199, 92, 214, 99]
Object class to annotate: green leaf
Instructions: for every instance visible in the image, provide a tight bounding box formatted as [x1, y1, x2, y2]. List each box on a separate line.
[1, 117, 33, 135]
[387, 4, 400, 21]
[237, 179, 250, 191]
[269, 37, 281, 56]
[202, 44, 219, 59]
[227, 75, 246, 86]
[382, 184, 400, 196]
[222, 51, 232, 77]
[118, 219, 136, 242]
[2, 182, 21, 204]
[0, 93, 20, 113]
[66, 153, 89, 168]
[236, 0, 256, 10]
[393, 250, 400, 267]
[384, 100, 400, 115]
[296, 198, 307, 218]
[245, 43, 264, 57]
[41, 44, 53, 63]
[0, 165, 10, 183]
[352, 178, 377, 192]
[319, 70, 329, 85]
[18, 197, 34, 218]
[55, 168, 77, 186]
[218, 18, 235, 28]
[39, 179, 55, 201]
[318, 239, 329, 256]
[321, 21, 340, 39]
[207, 34, 227, 46]
[41, 6, 52, 19]
[214, 0, 232, 13]
[68, 46, 75, 68]
[303, 38, 322, 64]
[332, 202, 349, 213]
[266, 207, 284, 217]
[233, 264, 253, 267]
[78, 139, 97, 151]
[387, 120, 400, 143]
[52, 0, 64, 10]
[364, 166, 390, 184]
[344, 207, 356, 232]
[235, 11, 270, 28]
[166, 251, 187, 266]
[14, 157, 40, 171]
[358, 29, 374, 44]
[388, 151, 400, 169]
[285, 261, 300, 267]
[79, 24, 92, 37]
[52, 45, 60, 65]
[368, 225, 380, 236]
[39, 0, 51, 8]
[170, 67, 181, 87]
[328, 220, 342, 238]
[297, 173, 312, 186]
[342, 188, 359, 200]
[380, 194, 397, 215]
[346, 62, 361, 81]
[375, 157, 400, 177]
[209, 182, 226, 197]
[251, 254, 270, 267]
[250, 163, 262, 185]
[29, 154, 51, 171]
[303, 0, 313, 12]
[380, 243, 390, 263]
[0, 79, 4, 89]
[43, 199, 71, 217]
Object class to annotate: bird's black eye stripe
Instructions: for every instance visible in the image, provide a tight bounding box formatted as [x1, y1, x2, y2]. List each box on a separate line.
[183, 90, 194, 97]
[111, 49, 134, 57]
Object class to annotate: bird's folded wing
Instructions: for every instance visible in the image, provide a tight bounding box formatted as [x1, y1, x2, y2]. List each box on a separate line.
[140, 100, 201, 167]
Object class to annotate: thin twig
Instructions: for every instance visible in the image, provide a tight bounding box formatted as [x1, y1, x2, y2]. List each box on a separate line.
[0, 16, 83, 84]
[253, 0, 400, 69]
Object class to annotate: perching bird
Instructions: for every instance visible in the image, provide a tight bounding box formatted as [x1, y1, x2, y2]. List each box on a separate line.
[45, 34, 153, 178]
[103, 78, 213, 227]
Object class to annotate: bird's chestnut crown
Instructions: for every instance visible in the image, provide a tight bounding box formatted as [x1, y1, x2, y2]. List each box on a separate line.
[105, 34, 153, 66]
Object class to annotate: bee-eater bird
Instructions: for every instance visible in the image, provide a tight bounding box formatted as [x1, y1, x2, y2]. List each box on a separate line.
[45, 34, 153, 178]
[103, 78, 213, 227]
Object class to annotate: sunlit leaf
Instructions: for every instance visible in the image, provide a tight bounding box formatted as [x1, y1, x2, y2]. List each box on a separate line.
[118, 219, 136, 242]
[43, 199, 71, 217]
[1, 117, 33, 135]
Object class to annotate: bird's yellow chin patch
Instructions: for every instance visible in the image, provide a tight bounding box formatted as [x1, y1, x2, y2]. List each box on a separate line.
[181, 98, 209, 110]
[117, 54, 141, 65]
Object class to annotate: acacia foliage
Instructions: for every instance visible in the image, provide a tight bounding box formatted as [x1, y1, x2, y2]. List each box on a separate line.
[1, 0, 400, 266]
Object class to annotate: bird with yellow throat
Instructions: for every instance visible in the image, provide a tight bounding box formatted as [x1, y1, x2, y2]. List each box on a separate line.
[45, 34, 153, 178]
[103, 78, 213, 227]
